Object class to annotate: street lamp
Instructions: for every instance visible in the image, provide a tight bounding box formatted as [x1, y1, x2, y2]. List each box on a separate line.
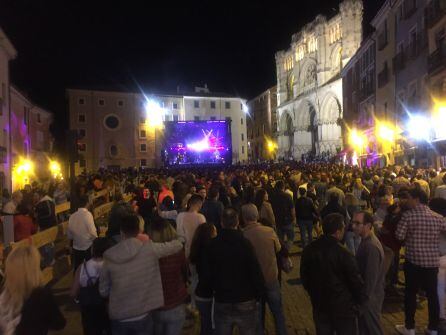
[49, 160, 63, 179]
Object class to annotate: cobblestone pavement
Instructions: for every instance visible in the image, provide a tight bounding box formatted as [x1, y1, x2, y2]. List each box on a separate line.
[50, 237, 435, 335]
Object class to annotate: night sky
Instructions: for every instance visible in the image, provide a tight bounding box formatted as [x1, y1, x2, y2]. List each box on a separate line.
[1, 0, 384, 145]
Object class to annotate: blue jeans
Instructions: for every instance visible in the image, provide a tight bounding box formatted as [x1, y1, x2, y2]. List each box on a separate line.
[214, 300, 259, 335]
[277, 224, 295, 251]
[297, 220, 313, 248]
[196, 299, 213, 335]
[260, 281, 287, 335]
[111, 314, 153, 335]
[152, 304, 185, 335]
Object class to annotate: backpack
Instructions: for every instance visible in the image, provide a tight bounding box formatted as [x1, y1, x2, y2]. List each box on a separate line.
[78, 262, 103, 306]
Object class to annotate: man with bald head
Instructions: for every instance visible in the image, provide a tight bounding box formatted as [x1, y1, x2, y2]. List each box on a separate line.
[241, 203, 287, 335]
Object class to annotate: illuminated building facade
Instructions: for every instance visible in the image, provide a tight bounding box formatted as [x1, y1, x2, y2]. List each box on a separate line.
[275, 0, 363, 160]
[68, 86, 247, 172]
[426, 0, 446, 167]
[0, 28, 17, 191]
[10, 86, 53, 180]
[342, 37, 378, 166]
[246, 86, 278, 161]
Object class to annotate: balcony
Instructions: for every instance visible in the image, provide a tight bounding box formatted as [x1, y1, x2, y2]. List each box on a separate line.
[393, 51, 406, 73]
[425, 0, 446, 29]
[428, 43, 446, 75]
[378, 67, 389, 88]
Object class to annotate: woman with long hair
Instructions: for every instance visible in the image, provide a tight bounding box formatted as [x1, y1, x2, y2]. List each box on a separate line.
[149, 217, 188, 335]
[189, 222, 217, 335]
[254, 188, 276, 228]
[0, 245, 65, 335]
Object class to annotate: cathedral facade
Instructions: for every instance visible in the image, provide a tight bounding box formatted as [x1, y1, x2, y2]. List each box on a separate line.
[275, 0, 363, 160]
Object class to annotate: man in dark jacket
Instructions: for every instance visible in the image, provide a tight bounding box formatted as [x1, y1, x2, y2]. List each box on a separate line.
[202, 207, 265, 335]
[201, 186, 224, 231]
[295, 187, 318, 248]
[301, 213, 366, 335]
[270, 180, 296, 251]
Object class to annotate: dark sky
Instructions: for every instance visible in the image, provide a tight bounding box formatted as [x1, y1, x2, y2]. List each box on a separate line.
[1, 0, 384, 132]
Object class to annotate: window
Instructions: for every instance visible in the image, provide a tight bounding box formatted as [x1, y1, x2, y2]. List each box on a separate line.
[210, 101, 216, 109]
[225, 101, 231, 109]
[78, 114, 86, 123]
[78, 98, 85, 105]
[110, 145, 118, 157]
[173, 115, 179, 122]
[140, 159, 147, 167]
[194, 100, 199, 108]
[241, 133, 244, 141]
[78, 129, 86, 139]
[173, 102, 178, 109]
[37, 113, 41, 124]
[104, 114, 120, 130]
[78, 143, 86, 152]
[242, 146, 245, 154]
[98, 99, 105, 106]
[241, 118, 243, 125]
[194, 116, 200, 121]
[140, 129, 146, 138]
[225, 117, 231, 122]
[210, 116, 216, 120]
[140, 116, 146, 124]
[117, 100, 124, 107]
[140, 144, 147, 152]
[79, 159, 86, 168]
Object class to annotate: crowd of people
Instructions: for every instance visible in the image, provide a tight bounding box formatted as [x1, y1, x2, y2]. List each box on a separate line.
[1, 162, 446, 335]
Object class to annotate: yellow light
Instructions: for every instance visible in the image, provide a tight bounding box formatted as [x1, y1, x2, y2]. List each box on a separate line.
[433, 102, 446, 139]
[12, 158, 34, 191]
[349, 129, 366, 149]
[377, 123, 395, 142]
[266, 139, 277, 152]
[49, 160, 62, 178]
[144, 99, 165, 129]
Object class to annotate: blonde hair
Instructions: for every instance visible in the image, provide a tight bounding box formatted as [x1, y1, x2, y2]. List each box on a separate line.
[1, 245, 43, 317]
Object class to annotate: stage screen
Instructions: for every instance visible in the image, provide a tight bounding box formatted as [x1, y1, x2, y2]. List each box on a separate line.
[162, 120, 232, 166]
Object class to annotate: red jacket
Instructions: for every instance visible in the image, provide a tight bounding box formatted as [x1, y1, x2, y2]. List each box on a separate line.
[14, 214, 37, 242]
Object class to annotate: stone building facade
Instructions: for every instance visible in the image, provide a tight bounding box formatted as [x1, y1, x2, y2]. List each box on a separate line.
[275, 0, 363, 160]
[68, 87, 247, 173]
[246, 86, 277, 161]
[10, 86, 53, 179]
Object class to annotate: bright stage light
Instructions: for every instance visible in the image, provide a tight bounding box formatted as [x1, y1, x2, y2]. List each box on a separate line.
[144, 98, 165, 128]
[406, 115, 432, 141]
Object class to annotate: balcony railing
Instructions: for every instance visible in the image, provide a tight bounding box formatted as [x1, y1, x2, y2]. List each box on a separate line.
[378, 67, 389, 88]
[428, 43, 446, 75]
[425, 0, 446, 28]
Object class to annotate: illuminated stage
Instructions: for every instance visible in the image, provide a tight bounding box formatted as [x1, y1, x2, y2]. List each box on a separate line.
[161, 120, 232, 166]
